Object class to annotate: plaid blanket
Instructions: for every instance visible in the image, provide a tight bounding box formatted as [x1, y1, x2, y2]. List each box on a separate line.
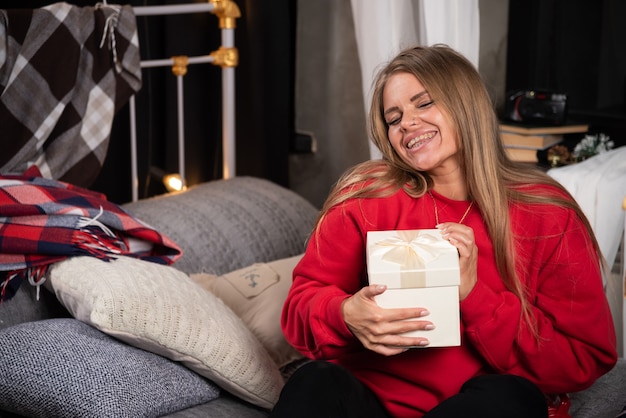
[0, 2, 141, 187]
[0, 167, 183, 303]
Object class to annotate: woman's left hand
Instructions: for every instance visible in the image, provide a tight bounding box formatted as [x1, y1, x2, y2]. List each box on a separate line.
[436, 222, 478, 301]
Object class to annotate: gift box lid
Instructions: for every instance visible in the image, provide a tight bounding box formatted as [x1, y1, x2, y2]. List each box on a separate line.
[366, 229, 460, 288]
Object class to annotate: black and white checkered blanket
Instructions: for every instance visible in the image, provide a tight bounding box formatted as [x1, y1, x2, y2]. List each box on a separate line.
[0, 2, 142, 188]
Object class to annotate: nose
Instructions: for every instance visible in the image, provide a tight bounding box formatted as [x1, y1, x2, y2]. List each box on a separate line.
[400, 110, 418, 130]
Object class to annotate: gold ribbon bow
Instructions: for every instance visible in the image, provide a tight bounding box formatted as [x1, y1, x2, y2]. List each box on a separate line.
[373, 230, 449, 287]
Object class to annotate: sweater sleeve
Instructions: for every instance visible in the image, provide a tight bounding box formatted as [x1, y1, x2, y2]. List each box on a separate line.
[280, 200, 369, 360]
[461, 200, 617, 394]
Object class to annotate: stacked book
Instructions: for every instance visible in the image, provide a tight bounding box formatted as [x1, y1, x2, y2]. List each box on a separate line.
[499, 122, 589, 163]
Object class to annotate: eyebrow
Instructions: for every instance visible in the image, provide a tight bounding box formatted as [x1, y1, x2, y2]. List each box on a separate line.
[384, 90, 429, 117]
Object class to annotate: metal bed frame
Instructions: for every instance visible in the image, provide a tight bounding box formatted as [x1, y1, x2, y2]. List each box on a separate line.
[129, 0, 239, 202]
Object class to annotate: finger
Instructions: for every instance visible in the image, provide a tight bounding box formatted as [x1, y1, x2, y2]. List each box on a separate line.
[384, 306, 431, 322]
[372, 334, 432, 355]
[439, 227, 473, 255]
[373, 317, 435, 341]
[447, 235, 465, 254]
[372, 342, 427, 356]
[365, 311, 432, 343]
[369, 344, 409, 356]
[362, 283, 387, 298]
[436, 223, 458, 243]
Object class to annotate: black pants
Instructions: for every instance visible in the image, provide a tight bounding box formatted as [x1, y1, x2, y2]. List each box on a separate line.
[269, 361, 548, 418]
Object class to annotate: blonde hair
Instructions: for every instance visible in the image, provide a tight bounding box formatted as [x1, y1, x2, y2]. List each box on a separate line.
[317, 45, 603, 336]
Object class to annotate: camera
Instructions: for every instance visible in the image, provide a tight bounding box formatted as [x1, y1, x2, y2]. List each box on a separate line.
[504, 89, 567, 125]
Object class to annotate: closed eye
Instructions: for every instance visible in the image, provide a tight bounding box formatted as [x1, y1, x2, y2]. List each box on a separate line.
[386, 117, 401, 126]
[418, 100, 434, 109]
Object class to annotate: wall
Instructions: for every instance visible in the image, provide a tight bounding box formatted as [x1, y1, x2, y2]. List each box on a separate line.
[289, 0, 370, 209]
[478, 0, 510, 112]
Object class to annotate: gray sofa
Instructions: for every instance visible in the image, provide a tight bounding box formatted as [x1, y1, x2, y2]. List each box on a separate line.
[0, 176, 624, 417]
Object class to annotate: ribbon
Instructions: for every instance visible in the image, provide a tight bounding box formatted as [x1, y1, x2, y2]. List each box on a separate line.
[372, 230, 451, 288]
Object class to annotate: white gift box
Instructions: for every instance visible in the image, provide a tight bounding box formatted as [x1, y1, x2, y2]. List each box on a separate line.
[366, 229, 461, 347]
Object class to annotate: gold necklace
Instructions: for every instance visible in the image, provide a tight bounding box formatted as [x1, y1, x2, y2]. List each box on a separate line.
[428, 191, 474, 225]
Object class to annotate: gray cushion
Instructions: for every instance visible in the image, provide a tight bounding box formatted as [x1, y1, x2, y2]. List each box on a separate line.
[122, 176, 319, 276]
[0, 283, 69, 331]
[0, 318, 220, 418]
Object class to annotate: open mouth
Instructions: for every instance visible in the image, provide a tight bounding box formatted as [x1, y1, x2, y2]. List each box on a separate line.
[407, 132, 436, 149]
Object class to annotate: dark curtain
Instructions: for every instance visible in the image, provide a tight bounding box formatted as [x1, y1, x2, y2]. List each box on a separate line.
[506, 0, 626, 147]
[237, 0, 295, 189]
[2, 0, 296, 204]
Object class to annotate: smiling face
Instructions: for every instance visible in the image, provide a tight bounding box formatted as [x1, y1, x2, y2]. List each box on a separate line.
[382, 72, 461, 175]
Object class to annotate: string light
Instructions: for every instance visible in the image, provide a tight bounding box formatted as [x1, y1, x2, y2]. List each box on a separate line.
[163, 173, 186, 192]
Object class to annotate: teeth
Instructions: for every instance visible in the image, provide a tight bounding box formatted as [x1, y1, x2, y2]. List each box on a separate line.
[407, 132, 435, 149]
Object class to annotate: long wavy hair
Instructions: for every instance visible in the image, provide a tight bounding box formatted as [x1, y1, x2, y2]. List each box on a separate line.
[316, 44, 603, 336]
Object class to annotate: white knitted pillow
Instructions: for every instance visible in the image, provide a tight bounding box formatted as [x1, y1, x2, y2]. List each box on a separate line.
[47, 256, 284, 410]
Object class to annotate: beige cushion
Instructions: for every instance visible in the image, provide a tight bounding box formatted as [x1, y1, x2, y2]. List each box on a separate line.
[191, 254, 305, 368]
[47, 256, 284, 410]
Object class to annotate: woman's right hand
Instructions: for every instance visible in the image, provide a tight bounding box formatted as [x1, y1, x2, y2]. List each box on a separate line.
[341, 284, 433, 356]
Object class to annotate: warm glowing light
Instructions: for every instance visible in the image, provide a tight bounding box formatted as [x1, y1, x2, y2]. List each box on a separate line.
[163, 173, 186, 192]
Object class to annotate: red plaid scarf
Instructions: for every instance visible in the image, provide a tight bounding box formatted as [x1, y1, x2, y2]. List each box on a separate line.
[0, 168, 182, 302]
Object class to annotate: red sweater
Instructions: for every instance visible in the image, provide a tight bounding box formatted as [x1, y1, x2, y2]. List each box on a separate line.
[281, 186, 617, 417]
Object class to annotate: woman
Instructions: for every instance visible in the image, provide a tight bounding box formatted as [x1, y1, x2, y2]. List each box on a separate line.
[272, 45, 617, 418]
